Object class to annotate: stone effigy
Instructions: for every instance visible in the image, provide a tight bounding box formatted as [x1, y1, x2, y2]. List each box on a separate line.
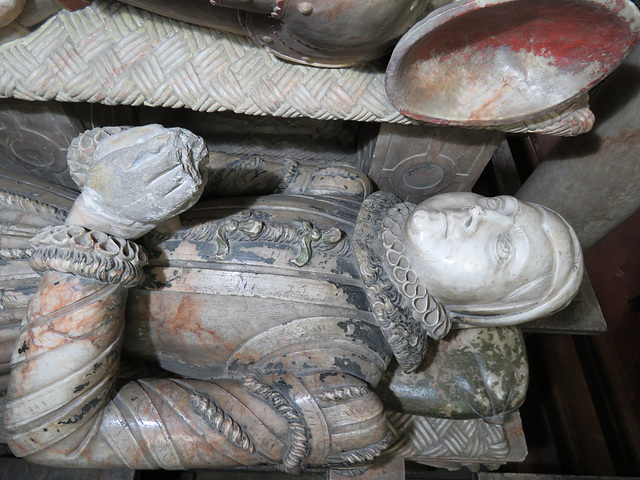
[386, 0, 640, 133]
[0, 0, 632, 474]
[117, 0, 436, 68]
[0, 125, 582, 474]
[0, 0, 26, 28]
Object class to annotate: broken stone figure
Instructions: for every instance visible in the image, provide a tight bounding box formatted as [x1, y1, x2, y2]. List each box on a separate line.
[1, 125, 583, 474]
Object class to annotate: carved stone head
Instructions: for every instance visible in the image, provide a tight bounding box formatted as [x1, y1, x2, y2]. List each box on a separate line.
[397, 192, 583, 325]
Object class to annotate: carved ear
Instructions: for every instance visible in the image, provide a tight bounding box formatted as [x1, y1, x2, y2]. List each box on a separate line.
[67, 126, 131, 190]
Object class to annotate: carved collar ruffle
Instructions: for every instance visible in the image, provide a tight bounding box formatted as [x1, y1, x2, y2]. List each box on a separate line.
[353, 192, 451, 374]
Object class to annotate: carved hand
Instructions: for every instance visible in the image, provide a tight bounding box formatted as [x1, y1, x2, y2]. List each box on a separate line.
[66, 124, 209, 238]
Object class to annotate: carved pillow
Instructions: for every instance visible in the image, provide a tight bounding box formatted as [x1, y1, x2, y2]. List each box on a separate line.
[376, 326, 528, 422]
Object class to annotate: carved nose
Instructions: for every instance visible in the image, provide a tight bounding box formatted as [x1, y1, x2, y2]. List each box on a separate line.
[462, 206, 484, 234]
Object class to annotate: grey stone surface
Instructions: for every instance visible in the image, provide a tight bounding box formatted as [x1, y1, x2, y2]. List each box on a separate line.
[517, 45, 640, 249]
[522, 272, 607, 334]
[360, 124, 503, 203]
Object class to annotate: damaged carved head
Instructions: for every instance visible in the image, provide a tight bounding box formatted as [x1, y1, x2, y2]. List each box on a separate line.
[398, 192, 583, 326]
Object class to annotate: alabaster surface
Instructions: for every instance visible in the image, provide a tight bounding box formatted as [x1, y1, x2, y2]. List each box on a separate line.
[0, 1, 410, 124]
[400, 192, 583, 325]
[2, 1, 639, 136]
[376, 327, 528, 421]
[0, 0, 25, 28]
[0, 125, 583, 474]
[65, 125, 209, 238]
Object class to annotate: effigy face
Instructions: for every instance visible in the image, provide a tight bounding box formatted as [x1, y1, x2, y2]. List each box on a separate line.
[353, 190, 582, 377]
[403, 192, 582, 310]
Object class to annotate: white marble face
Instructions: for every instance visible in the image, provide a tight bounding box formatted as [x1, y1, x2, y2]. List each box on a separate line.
[404, 192, 556, 306]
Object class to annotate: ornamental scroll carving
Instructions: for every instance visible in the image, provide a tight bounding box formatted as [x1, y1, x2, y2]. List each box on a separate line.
[152, 209, 347, 268]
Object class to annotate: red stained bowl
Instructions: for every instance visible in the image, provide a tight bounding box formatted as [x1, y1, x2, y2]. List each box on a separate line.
[386, 0, 640, 126]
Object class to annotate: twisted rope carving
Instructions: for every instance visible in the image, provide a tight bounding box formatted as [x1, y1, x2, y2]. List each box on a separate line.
[191, 392, 256, 453]
[0, 190, 67, 223]
[317, 385, 370, 402]
[0, 223, 40, 238]
[243, 372, 310, 474]
[0, 1, 413, 124]
[0, 248, 33, 259]
[326, 431, 393, 467]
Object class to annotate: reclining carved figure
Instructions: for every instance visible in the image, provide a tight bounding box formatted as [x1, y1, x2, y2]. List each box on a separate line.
[1, 125, 582, 474]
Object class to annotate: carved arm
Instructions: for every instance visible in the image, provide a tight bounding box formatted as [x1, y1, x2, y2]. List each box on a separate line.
[3, 124, 208, 464]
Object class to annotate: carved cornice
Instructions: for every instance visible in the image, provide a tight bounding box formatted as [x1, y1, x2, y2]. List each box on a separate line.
[30, 225, 148, 287]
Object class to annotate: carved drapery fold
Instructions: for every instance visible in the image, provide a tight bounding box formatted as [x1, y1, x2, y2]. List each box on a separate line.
[4, 268, 391, 472]
[5, 273, 125, 458]
[243, 372, 310, 474]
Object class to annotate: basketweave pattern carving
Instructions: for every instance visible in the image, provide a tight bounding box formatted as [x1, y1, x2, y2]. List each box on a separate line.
[387, 413, 510, 460]
[0, 1, 413, 124]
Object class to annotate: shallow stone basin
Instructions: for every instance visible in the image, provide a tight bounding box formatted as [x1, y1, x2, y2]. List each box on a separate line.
[386, 0, 640, 126]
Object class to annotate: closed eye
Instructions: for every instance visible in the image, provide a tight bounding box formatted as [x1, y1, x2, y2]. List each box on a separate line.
[486, 197, 503, 212]
[496, 232, 513, 265]
[484, 196, 519, 216]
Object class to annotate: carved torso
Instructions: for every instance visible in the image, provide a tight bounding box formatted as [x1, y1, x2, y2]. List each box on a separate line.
[126, 194, 393, 384]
